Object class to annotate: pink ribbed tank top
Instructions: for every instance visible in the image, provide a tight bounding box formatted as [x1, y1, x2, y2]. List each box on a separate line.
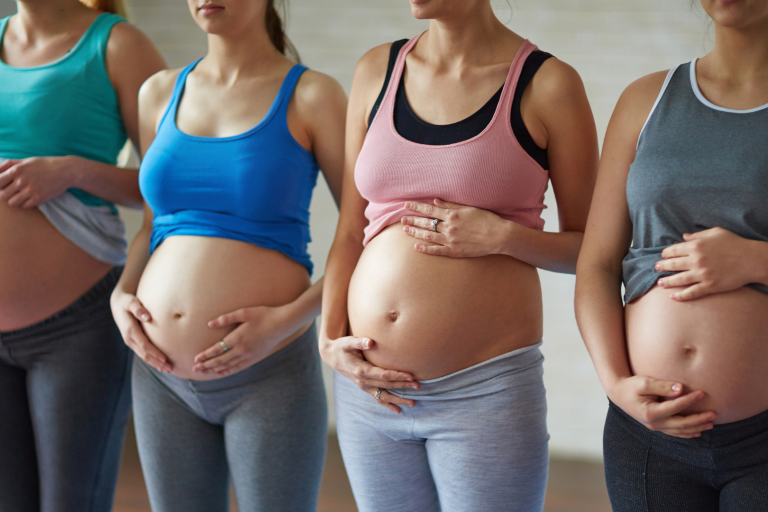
[355, 34, 549, 246]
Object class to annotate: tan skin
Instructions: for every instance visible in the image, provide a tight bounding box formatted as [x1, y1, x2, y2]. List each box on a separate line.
[110, 0, 346, 378]
[575, 0, 768, 438]
[0, 0, 165, 331]
[320, 0, 598, 412]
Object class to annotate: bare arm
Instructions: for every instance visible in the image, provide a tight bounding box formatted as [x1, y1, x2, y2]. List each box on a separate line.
[401, 59, 599, 274]
[319, 45, 419, 413]
[575, 72, 716, 438]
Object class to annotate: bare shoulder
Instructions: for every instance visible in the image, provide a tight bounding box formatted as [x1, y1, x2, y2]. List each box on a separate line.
[612, 70, 671, 132]
[354, 42, 393, 85]
[106, 21, 159, 59]
[138, 69, 182, 117]
[294, 69, 347, 109]
[528, 57, 587, 106]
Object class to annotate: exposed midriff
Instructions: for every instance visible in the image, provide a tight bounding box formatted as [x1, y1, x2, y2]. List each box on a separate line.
[136, 236, 311, 380]
[626, 284, 768, 424]
[347, 224, 543, 380]
[0, 200, 111, 331]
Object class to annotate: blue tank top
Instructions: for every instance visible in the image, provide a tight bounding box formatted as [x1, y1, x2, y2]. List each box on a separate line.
[0, 13, 128, 210]
[139, 61, 319, 275]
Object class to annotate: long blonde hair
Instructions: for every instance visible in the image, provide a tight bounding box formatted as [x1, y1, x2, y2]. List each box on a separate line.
[80, 0, 127, 18]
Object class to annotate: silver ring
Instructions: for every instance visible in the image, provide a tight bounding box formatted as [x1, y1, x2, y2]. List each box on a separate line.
[219, 340, 229, 352]
[430, 218, 439, 232]
[374, 387, 383, 400]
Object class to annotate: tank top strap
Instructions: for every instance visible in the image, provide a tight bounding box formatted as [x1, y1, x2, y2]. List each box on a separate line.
[379, 33, 423, 115]
[157, 59, 201, 130]
[497, 40, 537, 118]
[80, 13, 125, 62]
[273, 63, 309, 117]
[0, 17, 9, 39]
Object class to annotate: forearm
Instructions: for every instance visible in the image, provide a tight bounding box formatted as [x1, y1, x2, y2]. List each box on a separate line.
[498, 221, 584, 274]
[749, 239, 768, 287]
[279, 278, 324, 334]
[114, 227, 152, 298]
[574, 263, 633, 395]
[66, 156, 143, 208]
[320, 236, 364, 343]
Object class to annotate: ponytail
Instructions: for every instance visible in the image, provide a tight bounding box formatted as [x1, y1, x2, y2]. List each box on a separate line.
[80, 0, 127, 18]
[265, 0, 299, 62]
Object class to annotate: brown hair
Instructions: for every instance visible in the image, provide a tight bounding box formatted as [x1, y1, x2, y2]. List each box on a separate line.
[80, 0, 127, 17]
[265, 0, 299, 61]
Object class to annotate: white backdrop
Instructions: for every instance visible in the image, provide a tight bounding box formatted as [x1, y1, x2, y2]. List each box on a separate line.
[2, 0, 712, 459]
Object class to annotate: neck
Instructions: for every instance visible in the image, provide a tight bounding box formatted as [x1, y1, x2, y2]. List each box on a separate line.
[202, 27, 283, 84]
[14, 0, 89, 37]
[705, 18, 768, 81]
[424, 4, 508, 70]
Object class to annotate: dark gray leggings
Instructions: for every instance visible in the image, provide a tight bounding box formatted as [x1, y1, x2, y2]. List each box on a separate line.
[0, 267, 132, 512]
[604, 401, 768, 512]
[131, 323, 328, 512]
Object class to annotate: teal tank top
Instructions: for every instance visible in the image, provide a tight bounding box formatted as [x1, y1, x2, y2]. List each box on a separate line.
[0, 13, 128, 210]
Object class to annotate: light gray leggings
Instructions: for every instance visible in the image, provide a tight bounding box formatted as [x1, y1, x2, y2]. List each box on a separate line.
[335, 343, 549, 512]
[131, 324, 327, 512]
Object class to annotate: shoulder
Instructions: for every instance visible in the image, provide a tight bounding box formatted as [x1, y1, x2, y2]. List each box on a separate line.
[294, 68, 347, 108]
[105, 20, 158, 59]
[612, 70, 671, 130]
[138, 68, 182, 115]
[351, 42, 395, 93]
[527, 57, 587, 105]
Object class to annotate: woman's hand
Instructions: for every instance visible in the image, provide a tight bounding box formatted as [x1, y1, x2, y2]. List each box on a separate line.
[400, 198, 511, 258]
[192, 305, 297, 377]
[608, 375, 716, 438]
[110, 291, 172, 373]
[0, 157, 79, 208]
[319, 335, 420, 413]
[656, 227, 760, 301]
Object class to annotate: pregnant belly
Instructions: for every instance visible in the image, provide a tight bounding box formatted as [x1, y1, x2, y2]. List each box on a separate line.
[348, 224, 543, 380]
[626, 285, 768, 424]
[136, 236, 311, 380]
[0, 199, 111, 331]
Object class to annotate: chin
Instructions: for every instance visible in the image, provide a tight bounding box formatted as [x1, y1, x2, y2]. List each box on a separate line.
[408, 0, 476, 21]
[702, 0, 768, 28]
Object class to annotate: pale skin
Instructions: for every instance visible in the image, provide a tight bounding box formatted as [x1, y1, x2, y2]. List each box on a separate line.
[320, 0, 598, 412]
[575, 0, 768, 438]
[110, 0, 346, 377]
[0, 0, 166, 208]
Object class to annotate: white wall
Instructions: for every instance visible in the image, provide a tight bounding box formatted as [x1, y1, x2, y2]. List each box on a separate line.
[2, 0, 711, 459]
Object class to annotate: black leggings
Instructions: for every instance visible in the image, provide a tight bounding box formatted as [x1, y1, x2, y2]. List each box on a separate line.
[603, 402, 768, 512]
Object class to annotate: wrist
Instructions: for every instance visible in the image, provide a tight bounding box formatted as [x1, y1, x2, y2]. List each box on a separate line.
[496, 219, 518, 257]
[60, 155, 85, 189]
[748, 240, 768, 286]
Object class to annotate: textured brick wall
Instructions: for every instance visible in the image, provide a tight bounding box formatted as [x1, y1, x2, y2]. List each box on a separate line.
[4, 0, 712, 459]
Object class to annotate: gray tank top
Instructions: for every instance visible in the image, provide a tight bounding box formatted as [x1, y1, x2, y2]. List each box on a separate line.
[623, 60, 768, 303]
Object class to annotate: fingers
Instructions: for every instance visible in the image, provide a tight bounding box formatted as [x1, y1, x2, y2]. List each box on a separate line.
[660, 241, 692, 259]
[357, 378, 420, 390]
[655, 256, 691, 272]
[126, 327, 172, 372]
[365, 387, 416, 413]
[127, 297, 152, 322]
[6, 190, 31, 207]
[638, 377, 685, 399]
[0, 178, 23, 202]
[670, 283, 708, 302]
[208, 308, 248, 328]
[404, 200, 447, 220]
[0, 162, 17, 188]
[415, 243, 450, 256]
[193, 348, 239, 372]
[433, 198, 458, 209]
[0, 159, 16, 175]
[342, 336, 374, 352]
[657, 411, 717, 431]
[648, 391, 707, 420]
[193, 339, 229, 364]
[403, 225, 448, 245]
[658, 271, 697, 288]
[401, 216, 438, 231]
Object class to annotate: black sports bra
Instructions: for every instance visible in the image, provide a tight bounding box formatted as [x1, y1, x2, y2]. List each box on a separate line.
[368, 39, 552, 170]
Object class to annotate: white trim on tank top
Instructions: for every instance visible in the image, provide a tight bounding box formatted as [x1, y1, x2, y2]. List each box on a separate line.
[690, 58, 768, 114]
[636, 65, 679, 151]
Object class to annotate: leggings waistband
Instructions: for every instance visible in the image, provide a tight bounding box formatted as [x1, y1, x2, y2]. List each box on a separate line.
[391, 342, 543, 400]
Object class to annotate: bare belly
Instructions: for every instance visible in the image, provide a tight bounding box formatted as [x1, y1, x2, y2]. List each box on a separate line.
[136, 236, 311, 380]
[0, 200, 111, 331]
[348, 224, 543, 380]
[626, 284, 768, 424]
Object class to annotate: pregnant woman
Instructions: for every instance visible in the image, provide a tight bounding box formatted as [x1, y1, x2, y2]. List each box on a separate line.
[110, 0, 345, 510]
[575, 0, 768, 510]
[0, 0, 164, 510]
[320, 0, 598, 510]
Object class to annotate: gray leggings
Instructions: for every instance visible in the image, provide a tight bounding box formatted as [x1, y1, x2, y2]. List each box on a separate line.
[335, 343, 550, 512]
[131, 323, 328, 512]
[0, 267, 132, 512]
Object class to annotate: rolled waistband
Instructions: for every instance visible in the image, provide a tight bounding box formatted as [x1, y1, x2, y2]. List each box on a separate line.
[391, 342, 543, 401]
[0, 266, 121, 338]
[143, 322, 318, 393]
